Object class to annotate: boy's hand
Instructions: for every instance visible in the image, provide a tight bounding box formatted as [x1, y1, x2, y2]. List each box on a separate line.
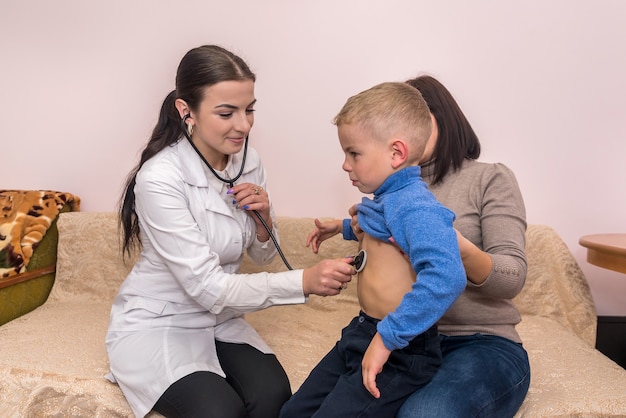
[361, 332, 391, 398]
[306, 218, 342, 253]
[348, 204, 365, 241]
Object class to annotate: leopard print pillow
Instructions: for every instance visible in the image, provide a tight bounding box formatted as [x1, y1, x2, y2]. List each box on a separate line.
[0, 190, 80, 278]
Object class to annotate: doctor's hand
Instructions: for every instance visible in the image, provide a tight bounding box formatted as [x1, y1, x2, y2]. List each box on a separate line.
[362, 332, 391, 399]
[302, 258, 355, 296]
[228, 183, 272, 241]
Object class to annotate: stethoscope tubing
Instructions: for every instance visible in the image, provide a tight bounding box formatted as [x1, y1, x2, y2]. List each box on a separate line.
[181, 115, 293, 270]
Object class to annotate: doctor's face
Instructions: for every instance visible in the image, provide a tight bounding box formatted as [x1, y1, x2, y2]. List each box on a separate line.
[190, 79, 256, 169]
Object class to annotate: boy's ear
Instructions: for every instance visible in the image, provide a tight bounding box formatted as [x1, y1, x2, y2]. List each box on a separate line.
[390, 139, 408, 168]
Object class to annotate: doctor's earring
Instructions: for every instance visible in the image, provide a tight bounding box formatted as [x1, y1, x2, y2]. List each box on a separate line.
[187, 122, 193, 137]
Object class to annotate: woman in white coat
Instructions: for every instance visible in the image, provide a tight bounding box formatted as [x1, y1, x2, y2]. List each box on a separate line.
[106, 45, 355, 418]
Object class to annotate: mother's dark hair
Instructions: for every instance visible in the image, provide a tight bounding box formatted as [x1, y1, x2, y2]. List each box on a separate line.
[405, 75, 480, 185]
[119, 45, 256, 256]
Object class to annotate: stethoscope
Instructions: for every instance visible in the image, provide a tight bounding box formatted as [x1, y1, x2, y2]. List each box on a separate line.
[181, 114, 293, 270]
[180, 114, 367, 275]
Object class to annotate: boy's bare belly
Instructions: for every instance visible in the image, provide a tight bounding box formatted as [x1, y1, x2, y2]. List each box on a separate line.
[358, 234, 415, 320]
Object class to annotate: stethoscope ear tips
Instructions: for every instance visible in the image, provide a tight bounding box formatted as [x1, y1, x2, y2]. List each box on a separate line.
[350, 249, 367, 273]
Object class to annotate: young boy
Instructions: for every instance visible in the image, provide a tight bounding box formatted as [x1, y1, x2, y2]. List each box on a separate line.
[279, 82, 467, 418]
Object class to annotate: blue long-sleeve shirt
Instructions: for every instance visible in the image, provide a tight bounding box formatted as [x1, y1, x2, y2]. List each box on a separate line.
[342, 166, 466, 351]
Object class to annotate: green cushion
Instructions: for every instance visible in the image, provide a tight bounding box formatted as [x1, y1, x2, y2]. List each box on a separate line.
[0, 205, 71, 326]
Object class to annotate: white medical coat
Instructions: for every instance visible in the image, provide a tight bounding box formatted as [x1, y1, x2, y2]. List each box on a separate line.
[105, 138, 304, 417]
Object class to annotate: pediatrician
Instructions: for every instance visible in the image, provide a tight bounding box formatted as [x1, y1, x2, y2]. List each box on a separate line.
[105, 45, 354, 418]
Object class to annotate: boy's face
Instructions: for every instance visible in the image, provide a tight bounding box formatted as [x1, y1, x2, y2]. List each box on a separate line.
[338, 123, 394, 194]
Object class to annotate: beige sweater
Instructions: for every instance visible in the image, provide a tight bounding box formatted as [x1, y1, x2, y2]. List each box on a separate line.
[423, 159, 527, 343]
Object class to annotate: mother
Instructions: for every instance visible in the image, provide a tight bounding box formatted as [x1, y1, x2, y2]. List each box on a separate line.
[307, 74, 530, 417]
[396, 75, 530, 418]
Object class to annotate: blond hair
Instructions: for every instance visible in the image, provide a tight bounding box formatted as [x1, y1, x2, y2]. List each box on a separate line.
[333, 82, 432, 159]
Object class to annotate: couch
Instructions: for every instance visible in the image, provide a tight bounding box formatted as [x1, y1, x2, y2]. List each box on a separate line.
[1, 212, 625, 417]
[0, 190, 80, 326]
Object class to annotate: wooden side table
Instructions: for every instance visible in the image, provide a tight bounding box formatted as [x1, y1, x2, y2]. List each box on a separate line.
[579, 233, 626, 274]
[579, 233, 626, 370]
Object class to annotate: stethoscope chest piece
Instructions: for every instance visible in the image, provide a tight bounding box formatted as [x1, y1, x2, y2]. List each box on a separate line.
[350, 249, 367, 273]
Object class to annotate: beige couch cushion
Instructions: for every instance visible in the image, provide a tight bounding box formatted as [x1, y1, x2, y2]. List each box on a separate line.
[0, 213, 625, 417]
[514, 224, 597, 346]
[0, 213, 134, 416]
[517, 315, 626, 416]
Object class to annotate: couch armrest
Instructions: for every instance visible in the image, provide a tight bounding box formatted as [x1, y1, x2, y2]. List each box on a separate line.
[0, 265, 56, 290]
[514, 224, 597, 346]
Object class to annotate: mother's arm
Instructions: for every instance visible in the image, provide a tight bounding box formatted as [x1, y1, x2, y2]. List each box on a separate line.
[462, 163, 527, 299]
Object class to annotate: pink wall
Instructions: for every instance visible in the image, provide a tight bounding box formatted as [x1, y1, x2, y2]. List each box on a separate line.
[2, 0, 625, 315]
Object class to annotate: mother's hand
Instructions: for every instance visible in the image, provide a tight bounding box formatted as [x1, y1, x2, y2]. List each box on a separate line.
[454, 228, 492, 285]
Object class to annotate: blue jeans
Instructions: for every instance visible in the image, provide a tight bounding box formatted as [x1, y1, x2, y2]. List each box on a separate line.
[396, 334, 530, 418]
[280, 312, 441, 418]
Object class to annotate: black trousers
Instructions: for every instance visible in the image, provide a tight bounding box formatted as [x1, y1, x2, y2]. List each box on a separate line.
[280, 312, 441, 418]
[153, 341, 291, 418]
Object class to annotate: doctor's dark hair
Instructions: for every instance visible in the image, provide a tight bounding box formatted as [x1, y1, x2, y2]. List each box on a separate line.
[404, 75, 481, 185]
[119, 45, 256, 257]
